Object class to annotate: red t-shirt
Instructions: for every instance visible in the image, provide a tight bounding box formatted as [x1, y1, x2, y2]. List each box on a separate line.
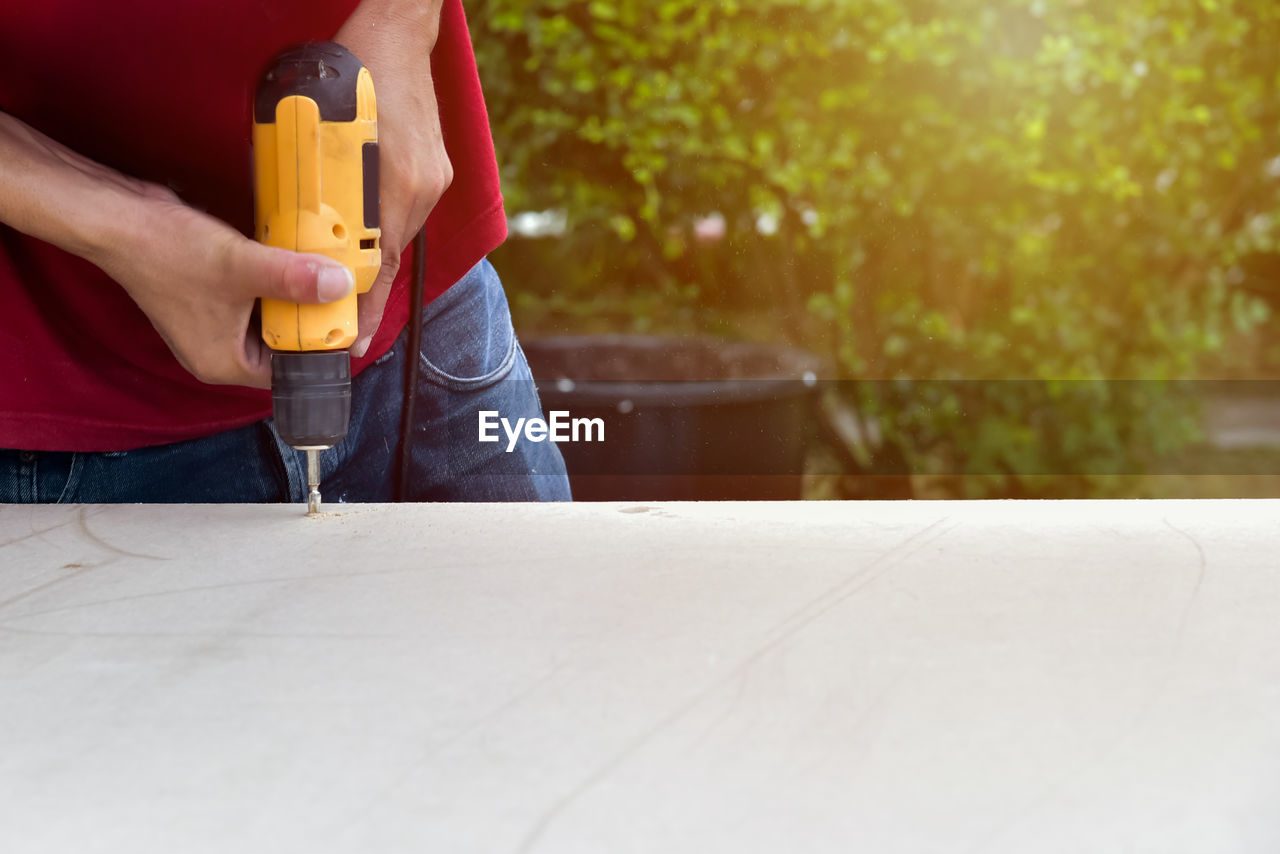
[0, 0, 506, 451]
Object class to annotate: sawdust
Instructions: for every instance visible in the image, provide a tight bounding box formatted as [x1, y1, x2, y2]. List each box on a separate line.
[303, 507, 366, 521]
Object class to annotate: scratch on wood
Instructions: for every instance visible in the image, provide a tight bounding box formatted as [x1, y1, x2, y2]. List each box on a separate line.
[4, 561, 465, 623]
[0, 622, 403, 641]
[960, 518, 1213, 854]
[0, 513, 79, 550]
[1161, 517, 1208, 646]
[513, 516, 959, 854]
[0, 564, 101, 614]
[76, 507, 167, 561]
[328, 664, 571, 840]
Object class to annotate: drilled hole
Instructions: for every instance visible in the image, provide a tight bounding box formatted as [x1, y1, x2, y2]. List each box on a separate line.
[332, 223, 346, 239]
[324, 328, 345, 345]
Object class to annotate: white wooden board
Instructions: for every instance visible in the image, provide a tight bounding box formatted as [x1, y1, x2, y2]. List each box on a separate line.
[1, 501, 1278, 853]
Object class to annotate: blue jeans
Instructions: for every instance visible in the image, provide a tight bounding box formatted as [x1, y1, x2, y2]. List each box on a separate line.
[0, 259, 571, 503]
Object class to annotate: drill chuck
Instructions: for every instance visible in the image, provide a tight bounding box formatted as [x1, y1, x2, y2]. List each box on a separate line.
[270, 350, 352, 449]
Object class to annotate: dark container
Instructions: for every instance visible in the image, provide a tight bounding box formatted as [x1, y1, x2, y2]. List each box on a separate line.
[520, 335, 823, 500]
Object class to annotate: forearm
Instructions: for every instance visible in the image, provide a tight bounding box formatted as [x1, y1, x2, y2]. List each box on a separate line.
[341, 0, 446, 54]
[0, 112, 158, 265]
[335, 0, 453, 355]
[0, 110, 354, 388]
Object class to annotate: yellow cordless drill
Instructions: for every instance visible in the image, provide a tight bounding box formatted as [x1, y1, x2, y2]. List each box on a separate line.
[253, 42, 380, 514]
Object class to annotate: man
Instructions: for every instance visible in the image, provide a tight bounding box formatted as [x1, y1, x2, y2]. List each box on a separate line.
[0, 0, 571, 502]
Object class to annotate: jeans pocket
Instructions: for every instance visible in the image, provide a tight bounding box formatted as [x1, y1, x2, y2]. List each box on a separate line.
[417, 259, 518, 391]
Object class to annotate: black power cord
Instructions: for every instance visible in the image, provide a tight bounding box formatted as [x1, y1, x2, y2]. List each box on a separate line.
[396, 227, 427, 501]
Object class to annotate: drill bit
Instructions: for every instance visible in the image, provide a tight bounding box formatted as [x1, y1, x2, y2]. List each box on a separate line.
[306, 449, 322, 515]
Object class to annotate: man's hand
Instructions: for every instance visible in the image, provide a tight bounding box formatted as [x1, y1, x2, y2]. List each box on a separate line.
[0, 112, 354, 390]
[93, 192, 355, 388]
[335, 0, 452, 357]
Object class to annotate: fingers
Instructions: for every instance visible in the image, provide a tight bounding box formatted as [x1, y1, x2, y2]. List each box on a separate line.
[352, 234, 401, 358]
[95, 188, 366, 391]
[238, 331, 273, 390]
[348, 93, 451, 357]
[184, 234, 356, 388]
[349, 145, 449, 358]
[233, 241, 355, 305]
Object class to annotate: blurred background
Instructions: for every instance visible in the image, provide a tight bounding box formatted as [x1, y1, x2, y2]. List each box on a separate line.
[464, 0, 1280, 499]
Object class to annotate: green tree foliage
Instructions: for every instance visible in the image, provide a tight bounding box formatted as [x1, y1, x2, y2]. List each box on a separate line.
[467, 0, 1280, 495]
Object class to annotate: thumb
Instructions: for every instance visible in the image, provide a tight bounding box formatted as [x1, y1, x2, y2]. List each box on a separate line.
[234, 242, 354, 304]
